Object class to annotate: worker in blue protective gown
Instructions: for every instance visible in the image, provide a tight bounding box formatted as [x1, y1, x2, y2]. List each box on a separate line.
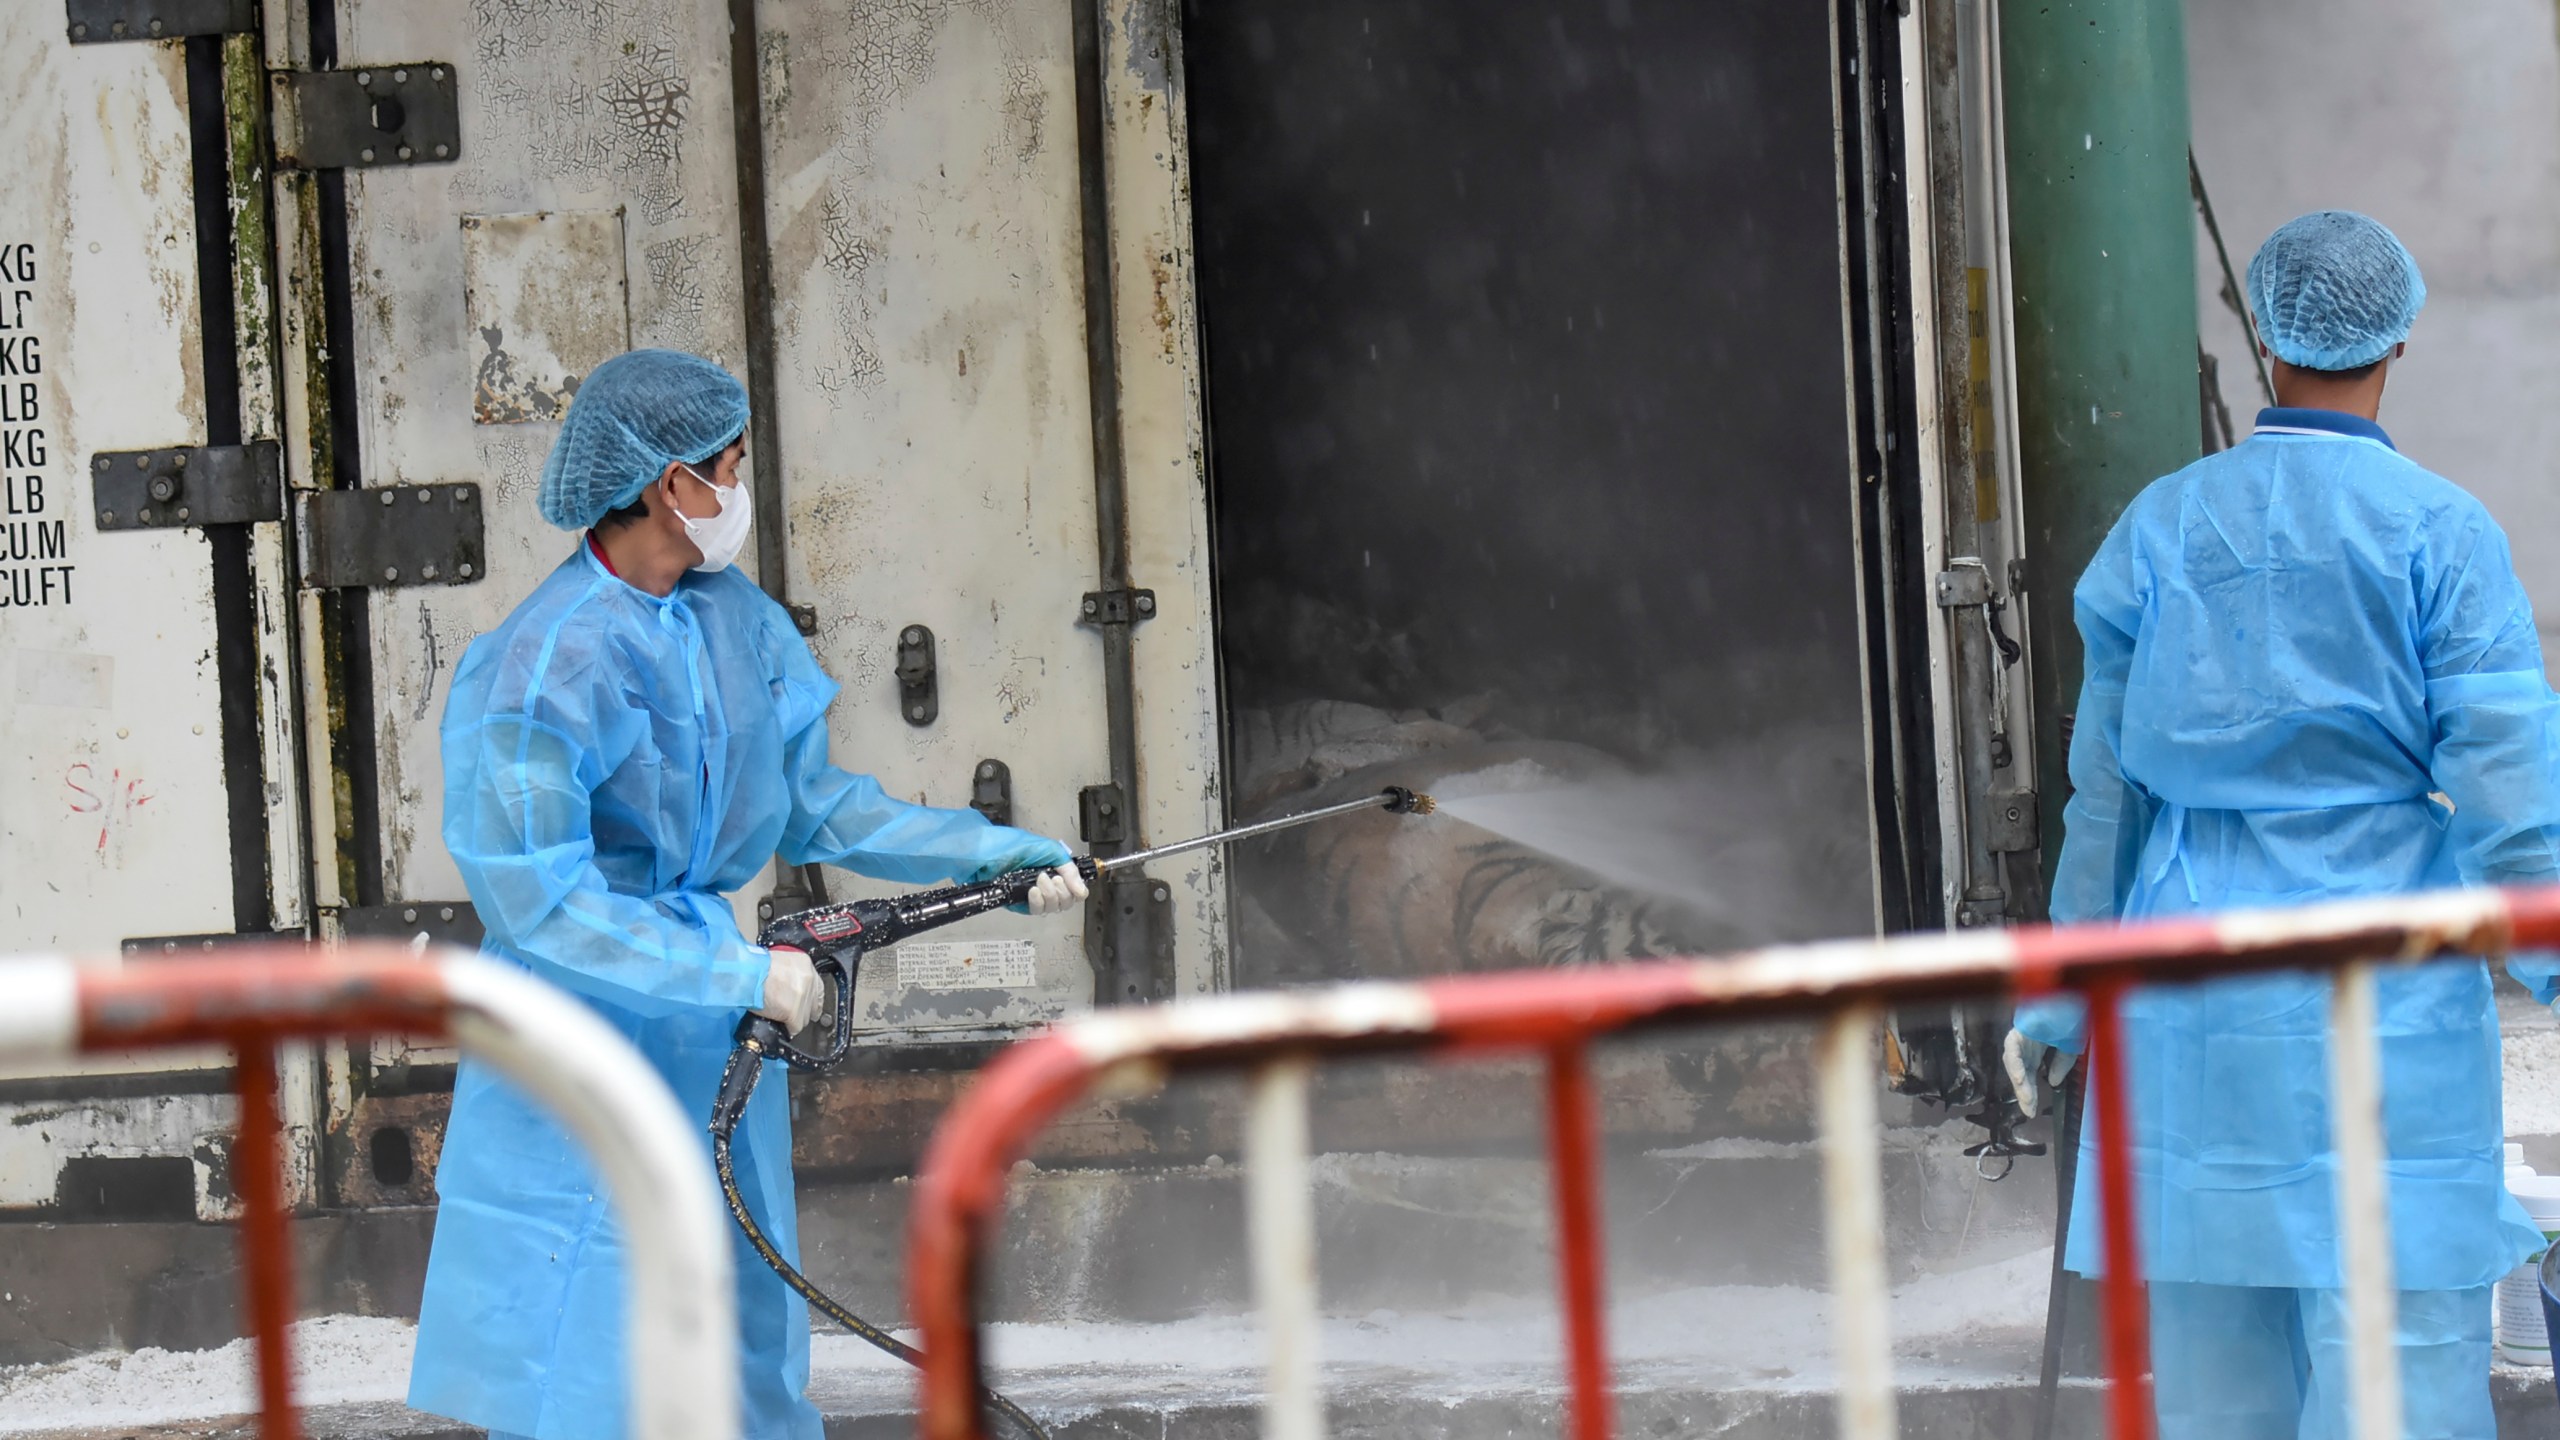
[406, 349, 1089, 1440]
[2002, 212, 2560, 1438]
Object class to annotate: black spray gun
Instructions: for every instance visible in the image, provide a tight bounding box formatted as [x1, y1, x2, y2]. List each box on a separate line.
[705, 786, 1435, 1437]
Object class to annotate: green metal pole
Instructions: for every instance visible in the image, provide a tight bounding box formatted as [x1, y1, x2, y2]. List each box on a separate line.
[2000, 0, 2199, 900]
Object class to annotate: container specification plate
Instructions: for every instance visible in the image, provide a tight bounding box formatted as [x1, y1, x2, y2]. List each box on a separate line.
[893, 938, 1038, 990]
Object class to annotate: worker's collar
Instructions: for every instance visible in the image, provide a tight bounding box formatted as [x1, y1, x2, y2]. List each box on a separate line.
[2252, 407, 2396, 451]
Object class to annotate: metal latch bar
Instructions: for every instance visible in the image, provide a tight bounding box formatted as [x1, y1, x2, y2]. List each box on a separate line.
[91, 442, 283, 530]
[338, 902, 483, 948]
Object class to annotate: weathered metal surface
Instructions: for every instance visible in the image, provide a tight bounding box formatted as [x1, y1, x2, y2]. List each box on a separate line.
[1099, 0, 1229, 995]
[62, 0, 255, 44]
[756, 0, 1110, 1030]
[329, 0, 752, 940]
[461, 209, 632, 424]
[0, 18, 235, 962]
[0, 1091, 239, 1213]
[271, 62, 463, 171]
[89, 440, 283, 528]
[789, 1031, 1813, 1178]
[296, 481, 485, 588]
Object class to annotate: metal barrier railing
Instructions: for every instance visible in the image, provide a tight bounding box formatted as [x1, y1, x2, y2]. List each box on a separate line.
[909, 885, 2560, 1440]
[0, 942, 738, 1440]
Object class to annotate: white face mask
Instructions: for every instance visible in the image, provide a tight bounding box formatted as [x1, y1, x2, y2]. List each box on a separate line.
[677, 463, 753, 573]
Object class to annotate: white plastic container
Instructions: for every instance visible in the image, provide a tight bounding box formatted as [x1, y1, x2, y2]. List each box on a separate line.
[2496, 1172, 2560, 1365]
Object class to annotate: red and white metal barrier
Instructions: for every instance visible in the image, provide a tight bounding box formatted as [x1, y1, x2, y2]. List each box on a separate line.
[0, 943, 737, 1440]
[909, 885, 2560, 1440]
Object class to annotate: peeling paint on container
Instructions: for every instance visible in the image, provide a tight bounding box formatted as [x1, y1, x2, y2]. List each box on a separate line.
[462, 210, 633, 425]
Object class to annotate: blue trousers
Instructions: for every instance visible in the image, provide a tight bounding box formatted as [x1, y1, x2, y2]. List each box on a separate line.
[2151, 1282, 2495, 1440]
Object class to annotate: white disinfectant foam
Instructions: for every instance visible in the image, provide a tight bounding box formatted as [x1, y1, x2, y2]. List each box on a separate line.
[0, 1251, 2059, 1432]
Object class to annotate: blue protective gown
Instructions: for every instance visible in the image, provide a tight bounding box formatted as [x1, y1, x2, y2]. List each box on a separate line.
[408, 542, 1067, 1439]
[2015, 408, 2560, 1432]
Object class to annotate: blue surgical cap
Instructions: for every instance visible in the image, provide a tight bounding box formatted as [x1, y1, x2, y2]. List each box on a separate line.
[537, 349, 749, 531]
[2245, 210, 2426, 373]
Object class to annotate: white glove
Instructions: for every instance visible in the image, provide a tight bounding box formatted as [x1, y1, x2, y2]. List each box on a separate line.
[1024, 864, 1090, 917]
[756, 945, 824, 1033]
[2003, 1028, 2079, 1121]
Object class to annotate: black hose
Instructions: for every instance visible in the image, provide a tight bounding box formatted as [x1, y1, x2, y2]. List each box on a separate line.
[712, 1054, 1050, 1439]
[2032, 1070, 2088, 1440]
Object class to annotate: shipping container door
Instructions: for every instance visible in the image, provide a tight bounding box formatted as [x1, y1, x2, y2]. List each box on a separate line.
[1186, 0, 1910, 982]
[0, 17, 312, 1219]
[309, 0, 1225, 1198]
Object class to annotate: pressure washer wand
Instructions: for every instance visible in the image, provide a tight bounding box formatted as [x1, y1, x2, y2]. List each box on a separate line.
[1097, 784, 1436, 874]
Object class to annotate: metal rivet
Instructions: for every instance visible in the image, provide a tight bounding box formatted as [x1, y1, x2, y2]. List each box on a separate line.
[1153, 886, 1170, 903]
[402, 907, 419, 923]
[176, 507, 190, 521]
[979, 763, 997, 778]
[95, 457, 109, 471]
[139, 507, 153, 523]
[904, 627, 924, 644]
[110, 20, 127, 35]
[380, 490, 397, 506]
[434, 144, 450, 158]
[148, 18, 163, 34]
[394, 69, 409, 83]
[422, 563, 439, 580]
[1081, 598, 1099, 615]
[384, 566, 400, 581]
[70, 23, 86, 38]
[360, 147, 376, 163]
[458, 490, 474, 503]
[417, 488, 433, 503]
[459, 562, 475, 578]
[439, 907, 455, 922]
[431, 67, 446, 81]
[1135, 594, 1155, 613]
[909, 706, 927, 721]
[134, 455, 150, 469]
[172, 452, 187, 468]
[101, 511, 116, 525]
[397, 145, 414, 161]
[357, 71, 373, 85]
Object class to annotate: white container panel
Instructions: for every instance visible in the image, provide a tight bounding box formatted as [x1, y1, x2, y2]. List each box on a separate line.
[333, 1, 751, 911]
[0, 24, 233, 971]
[761, 0, 1112, 1028]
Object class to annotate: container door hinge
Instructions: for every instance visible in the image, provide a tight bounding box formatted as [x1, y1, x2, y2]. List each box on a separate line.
[64, 0, 253, 43]
[272, 64, 463, 171]
[123, 927, 311, 955]
[91, 442, 282, 530]
[1092, 873, 1173, 1006]
[297, 484, 486, 589]
[337, 902, 483, 949]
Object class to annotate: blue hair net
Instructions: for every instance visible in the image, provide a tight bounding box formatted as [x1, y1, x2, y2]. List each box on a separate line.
[2245, 210, 2426, 372]
[536, 349, 749, 530]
